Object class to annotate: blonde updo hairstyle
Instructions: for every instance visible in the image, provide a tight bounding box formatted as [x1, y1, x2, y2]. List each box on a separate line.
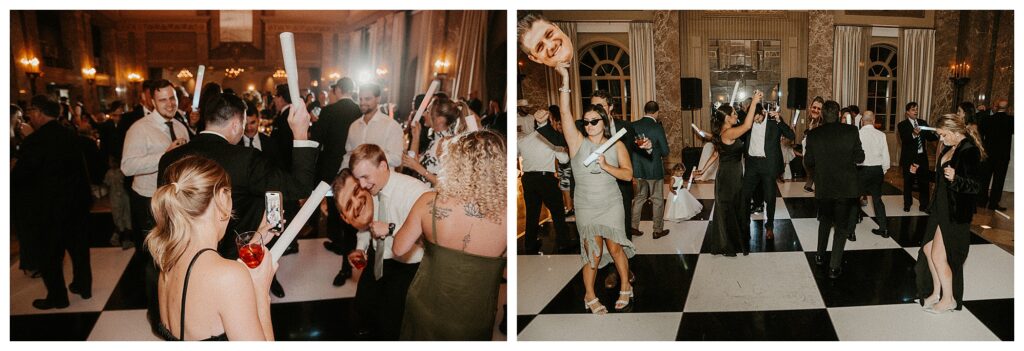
[437, 130, 506, 224]
[934, 113, 988, 161]
[146, 155, 233, 272]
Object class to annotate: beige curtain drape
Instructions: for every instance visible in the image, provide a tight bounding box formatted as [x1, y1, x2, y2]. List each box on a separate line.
[452, 11, 487, 101]
[347, 29, 365, 82]
[362, 12, 406, 105]
[832, 26, 865, 108]
[545, 21, 581, 117]
[898, 28, 936, 123]
[628, 22, 656, 121]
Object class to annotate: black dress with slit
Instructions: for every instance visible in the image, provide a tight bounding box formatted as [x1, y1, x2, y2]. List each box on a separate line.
[706, 140, 749, 256]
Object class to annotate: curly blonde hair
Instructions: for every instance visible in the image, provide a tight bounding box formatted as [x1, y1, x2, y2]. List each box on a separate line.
[437, 130, 506, 224]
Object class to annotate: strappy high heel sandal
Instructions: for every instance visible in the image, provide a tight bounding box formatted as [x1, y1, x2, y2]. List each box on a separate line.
[925, 302, 956, 314]
[584, 298, 607, 315]
[921, 295, 940, 310]
[615, 289, 634, 310]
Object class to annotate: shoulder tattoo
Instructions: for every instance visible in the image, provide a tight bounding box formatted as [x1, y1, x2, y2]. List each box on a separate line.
[463, 202, 485, 218]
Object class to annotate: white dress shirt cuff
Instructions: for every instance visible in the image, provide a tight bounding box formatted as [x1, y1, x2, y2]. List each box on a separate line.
[356, 231, 370, 252]
[293, 140, 319, 148]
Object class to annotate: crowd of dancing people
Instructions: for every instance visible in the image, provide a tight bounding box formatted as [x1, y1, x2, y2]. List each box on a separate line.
[517, 13, 1013, 315]
[11, 75, 508, 340]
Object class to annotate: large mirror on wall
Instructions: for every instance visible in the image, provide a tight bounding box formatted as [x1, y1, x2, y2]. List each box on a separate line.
[708, 39, 782, 109]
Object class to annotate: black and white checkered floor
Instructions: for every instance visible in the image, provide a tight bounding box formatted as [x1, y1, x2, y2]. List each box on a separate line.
[517, 181, 1013, 341]
[10, 237, 507, 341]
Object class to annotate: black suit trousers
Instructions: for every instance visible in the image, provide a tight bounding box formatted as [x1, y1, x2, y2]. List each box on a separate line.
[327, 199, 358, 270]
[742, 157, 778, 228]
[355, 251, 419, 341]
[522, 172, 570, 252]
[858, 166, 887, 229]
[40, 213, 92, 303]
[987, 155, 1010, 206]
[618, 179, 634, 239]
[902, 152, 931, 209]
[816, 197, 857, 270]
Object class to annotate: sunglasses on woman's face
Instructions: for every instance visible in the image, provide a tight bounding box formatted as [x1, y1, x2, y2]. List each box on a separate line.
[582, 119, 602, 126]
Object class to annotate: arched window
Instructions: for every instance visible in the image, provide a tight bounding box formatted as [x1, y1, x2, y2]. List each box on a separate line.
[578, 43, 631, 120]
[866, 44, 898, 132]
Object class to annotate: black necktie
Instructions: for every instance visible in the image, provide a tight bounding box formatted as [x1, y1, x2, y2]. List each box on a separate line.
[165, 121, 178, 141]
[912, 120, 923, 153]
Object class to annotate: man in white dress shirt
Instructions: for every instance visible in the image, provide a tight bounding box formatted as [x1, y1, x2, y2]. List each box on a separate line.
[335, 144, 429, 340]
[119, 79, 190, 329]
[857, 111, 891, 238]
[518, 110, 572, 254]
[341, 83, 403, 170]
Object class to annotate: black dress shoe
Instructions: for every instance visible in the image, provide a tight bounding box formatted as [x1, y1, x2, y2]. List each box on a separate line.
[828, 267, 843, 279]
[69, 284, 92, 299]
[990, 205, 1008, 211]
[871, 228, 889, 238]
[904, 206, 910, 212]
[283, 242, 299, 256]
[804, 186, 814, 193]
[270, 278, 285, 298]
[919, 206, 929, 212]
[32, 298, 69, 310]
[814, 254, 824, 266]
[630, 228, 644, 237]
[604, 272, 620, 289]
[332, 268, 352, 287]
[848, 233, 857, 242]
[323, 241, 344, 255]
[653, 229, 670, 239]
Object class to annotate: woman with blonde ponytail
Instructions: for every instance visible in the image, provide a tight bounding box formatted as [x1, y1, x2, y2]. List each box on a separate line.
[913, 114, 985, 314]
[147, 155, 277, 340]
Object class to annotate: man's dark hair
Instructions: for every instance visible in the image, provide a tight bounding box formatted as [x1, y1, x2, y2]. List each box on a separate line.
[275, 84, 292, 104]
[203, 92, 246, 127]
[107, 100, 125, 114]
[141, 79, 156, 93]
[906, 101, 918, 112]
[359, 83, 382, 98]
[223, 88, 236, 96]
[847, 105, 860, 115]
[334, 77, 355, 95]
[644, 101, 659, 114]
[148, 79, 174, 97]
[592, 90, 613, 107]
[822, 100, 841, 124]
[245, 100, 259, 117]
[30, 95, 61, 118]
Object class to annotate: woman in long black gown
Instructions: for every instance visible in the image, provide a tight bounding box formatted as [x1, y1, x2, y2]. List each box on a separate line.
[914, 114, 986, 313]
[706, 91, 763, 256]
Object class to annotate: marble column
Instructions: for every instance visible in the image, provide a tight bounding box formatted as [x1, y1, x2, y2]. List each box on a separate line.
[654, 10, 684, 165]
[807, 10, 834, 102]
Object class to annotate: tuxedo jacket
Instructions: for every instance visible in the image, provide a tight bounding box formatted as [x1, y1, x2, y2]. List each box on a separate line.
[805, 122, 865, 199]
[11, 120, 93, 236]
[238, 133, 285, 170]
[270, 105, 296, 169]
[629, 117, 670, 179]
[979, 111, 1013, 159]
[311, 98, 361, 182]
[897, 118, 939, 166]
[740, 117, 796, 175]
[158, 133, 318, 256]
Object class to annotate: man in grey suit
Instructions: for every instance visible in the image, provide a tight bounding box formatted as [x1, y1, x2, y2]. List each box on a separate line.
[630, 101, 672, 238]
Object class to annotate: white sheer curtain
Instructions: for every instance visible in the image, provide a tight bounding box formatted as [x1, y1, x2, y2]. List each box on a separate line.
[545, 21, 581, 117]
[832, 26, 865, 108]
[628, 22, 656, 121]
[898, 28, 936, 123]
[452, 11, 487, 101]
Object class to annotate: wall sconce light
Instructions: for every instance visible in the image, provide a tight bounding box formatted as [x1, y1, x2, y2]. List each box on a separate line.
[376, 66, 389, 77]
[248, 84, 256, 91]
[21, 57, 42, 95]
[127, 72, 144, 83]
[82, 67, 97, 84]
[328, 72, 341, 81]
[273, 69, 287, 80]
[433, 58, 451, 76]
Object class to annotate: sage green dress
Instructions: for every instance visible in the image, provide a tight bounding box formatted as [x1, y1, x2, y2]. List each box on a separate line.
[571, 138, 636, 268]
[400, 199, 506, 341]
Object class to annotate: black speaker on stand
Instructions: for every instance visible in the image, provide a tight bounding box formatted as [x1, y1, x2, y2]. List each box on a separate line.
[680, 77, 702, 157]
[786, 77, 808, 110]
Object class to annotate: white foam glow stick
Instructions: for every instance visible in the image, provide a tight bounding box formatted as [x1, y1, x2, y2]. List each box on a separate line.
[412, 80, 441, 124]
[270, 181, 331, 262]
[279, 33, 303, 109]
[791, 110, 801, 127]
[918, 126, 937, 132]
[583, 128, 627, 167]
[464, 114, 480, 132]
[191, 65, 205, 110]
[729, 81, 741, 106]
[687, 166, 696, 189]
[691, 123, 707, 138]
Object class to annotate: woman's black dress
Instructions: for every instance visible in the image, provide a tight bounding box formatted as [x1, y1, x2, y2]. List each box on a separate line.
[706, 141, 749, 256]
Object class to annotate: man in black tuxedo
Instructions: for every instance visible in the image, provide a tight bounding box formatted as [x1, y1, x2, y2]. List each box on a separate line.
[630, 101, 672, 238]
[12, 96, 93, 309]
[977, 98, 1013, 210]
[806, 100, 864, 279]
[897, 102, 938, 212]
[270, 83, 296, 170]
[313, 77, 363, 286]
[239, 100, 284, 166]
[740, 103, 796, 240]
[159, 92, 319, 298]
